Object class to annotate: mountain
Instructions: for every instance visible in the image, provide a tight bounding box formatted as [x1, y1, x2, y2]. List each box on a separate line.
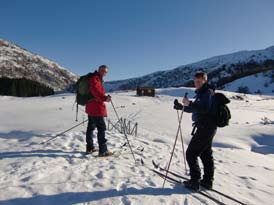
[105, 46, 274, 94]
[0, 39, 78, 92]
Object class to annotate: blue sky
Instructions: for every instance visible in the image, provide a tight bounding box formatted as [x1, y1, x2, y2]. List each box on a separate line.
[1, 0, 274, 81]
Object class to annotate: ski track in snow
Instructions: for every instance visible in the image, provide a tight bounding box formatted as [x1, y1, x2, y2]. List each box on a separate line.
[0, 89, 274, 205]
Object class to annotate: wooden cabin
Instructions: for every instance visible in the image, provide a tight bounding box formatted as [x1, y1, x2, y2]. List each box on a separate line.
[136, 86, 155, 97]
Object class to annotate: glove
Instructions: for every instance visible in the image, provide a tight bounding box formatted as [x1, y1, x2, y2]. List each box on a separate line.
[106, 95, 112, 102]
[173, 99, 183, 110]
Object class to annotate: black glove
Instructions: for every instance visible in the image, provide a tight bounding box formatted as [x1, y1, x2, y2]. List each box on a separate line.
[173, 99, 183, 110]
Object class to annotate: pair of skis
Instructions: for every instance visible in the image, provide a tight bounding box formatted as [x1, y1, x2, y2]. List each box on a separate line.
[152, 160, 248, 205]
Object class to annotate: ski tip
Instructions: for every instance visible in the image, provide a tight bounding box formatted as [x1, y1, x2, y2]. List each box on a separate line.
[152, 160, 159, 168]
[141, 158, 144, 165]
[40, 141, 47, 145]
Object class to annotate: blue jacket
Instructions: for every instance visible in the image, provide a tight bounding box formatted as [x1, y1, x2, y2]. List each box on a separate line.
[184, 83, 216, 127]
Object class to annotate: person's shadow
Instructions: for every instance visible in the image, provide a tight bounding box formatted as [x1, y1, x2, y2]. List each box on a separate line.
[0, 131, 211, 205]
[0, 149, 84, 160]
[0, 184, 208, 205]
[0, 130, 50, 141]
[0, 130, 85, 159]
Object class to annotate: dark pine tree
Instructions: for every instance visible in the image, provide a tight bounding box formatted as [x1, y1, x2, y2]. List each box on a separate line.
[0, 77, 54, 97]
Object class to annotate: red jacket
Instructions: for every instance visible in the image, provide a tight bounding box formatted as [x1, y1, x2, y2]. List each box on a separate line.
[85, 71, 108, 117]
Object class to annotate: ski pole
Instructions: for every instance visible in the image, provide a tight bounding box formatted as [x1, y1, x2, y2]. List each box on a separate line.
[122, 120, 137, 163]
[177, 110, 188, 175]
[163, 92, 188, 188]
[110, 98, 120, 121]
[110, 98, 137, 164]
[40, 119, 88, 145]
[110, 98, 123, 130]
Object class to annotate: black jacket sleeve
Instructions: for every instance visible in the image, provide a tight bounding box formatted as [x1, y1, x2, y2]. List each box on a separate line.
[183, 105, 193, 113]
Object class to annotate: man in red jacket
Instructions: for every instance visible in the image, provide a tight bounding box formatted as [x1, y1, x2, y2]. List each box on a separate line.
[85, 65, 112, 157]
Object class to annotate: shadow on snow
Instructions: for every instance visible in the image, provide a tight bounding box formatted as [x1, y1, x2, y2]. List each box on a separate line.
[0, 185, 201, 205]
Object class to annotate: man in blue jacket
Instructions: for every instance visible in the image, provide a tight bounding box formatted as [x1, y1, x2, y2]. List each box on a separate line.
[174, 71, 217, 191]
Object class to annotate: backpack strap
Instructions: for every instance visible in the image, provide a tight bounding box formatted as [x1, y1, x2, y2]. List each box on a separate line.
[191, 124, 198, 136]
[208, 88, 215, 111]
[75, 102, 79, 121]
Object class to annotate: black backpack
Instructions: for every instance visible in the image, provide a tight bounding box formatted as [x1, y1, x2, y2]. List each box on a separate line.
[213, 93, 231, 127]
[75, 72, 95, 121]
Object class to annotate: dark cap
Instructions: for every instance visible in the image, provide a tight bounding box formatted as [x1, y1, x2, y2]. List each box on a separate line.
[194, 71, 207, 80]
[98, 65, 108, 70]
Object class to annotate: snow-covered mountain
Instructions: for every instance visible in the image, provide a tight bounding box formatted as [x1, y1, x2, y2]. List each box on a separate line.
[0, 39, 78, 92]
[105, 46, 274, 94]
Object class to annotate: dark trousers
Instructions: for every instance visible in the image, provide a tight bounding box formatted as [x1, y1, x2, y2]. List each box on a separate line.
[186, 125, 217, 181]
[86, 116, 107, 154]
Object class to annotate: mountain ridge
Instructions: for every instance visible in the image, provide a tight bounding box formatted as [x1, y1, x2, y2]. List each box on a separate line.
[105, 46, 274, 94]
[0, 39, 78, 92]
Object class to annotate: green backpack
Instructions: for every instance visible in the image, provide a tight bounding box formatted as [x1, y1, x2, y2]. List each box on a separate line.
[75, 72, 95, 121]
[76, 72, 95, 106]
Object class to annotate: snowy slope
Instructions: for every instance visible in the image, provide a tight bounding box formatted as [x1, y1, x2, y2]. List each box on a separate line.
[0, 39, 78, 91]
[187, 46, 274, 71]
[0, 89, 274, 205]
[105, 46, 274, 95]
[222, 71, 274, 94]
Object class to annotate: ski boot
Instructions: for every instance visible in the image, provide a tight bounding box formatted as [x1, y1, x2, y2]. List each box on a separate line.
[200, 178, 213, 190]
[98, 150, 113, 157]
[86, 145, 98, 154]
[183, 179, 200, 191]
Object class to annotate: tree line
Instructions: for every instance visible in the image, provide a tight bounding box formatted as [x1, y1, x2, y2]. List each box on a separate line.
[0, 77, 54, 97]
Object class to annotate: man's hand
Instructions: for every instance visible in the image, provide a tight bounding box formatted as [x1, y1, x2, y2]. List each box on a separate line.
[182, 97, 190, 106]
[106, 95, 112, 102]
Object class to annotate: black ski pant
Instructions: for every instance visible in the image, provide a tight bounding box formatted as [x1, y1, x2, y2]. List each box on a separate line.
[186, 125, 217, 182]
[86, 116, 107, 154]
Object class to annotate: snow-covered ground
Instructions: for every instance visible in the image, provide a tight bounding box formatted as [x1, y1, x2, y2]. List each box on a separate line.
[0, 88, 273, 205]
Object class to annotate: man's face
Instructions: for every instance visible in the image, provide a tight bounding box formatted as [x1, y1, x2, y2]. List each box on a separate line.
[99, 68, 108, 77]
[194, 77, 206, 89]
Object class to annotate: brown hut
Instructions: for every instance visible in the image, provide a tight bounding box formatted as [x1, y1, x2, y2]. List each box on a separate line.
[136, 86, 155, 97]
